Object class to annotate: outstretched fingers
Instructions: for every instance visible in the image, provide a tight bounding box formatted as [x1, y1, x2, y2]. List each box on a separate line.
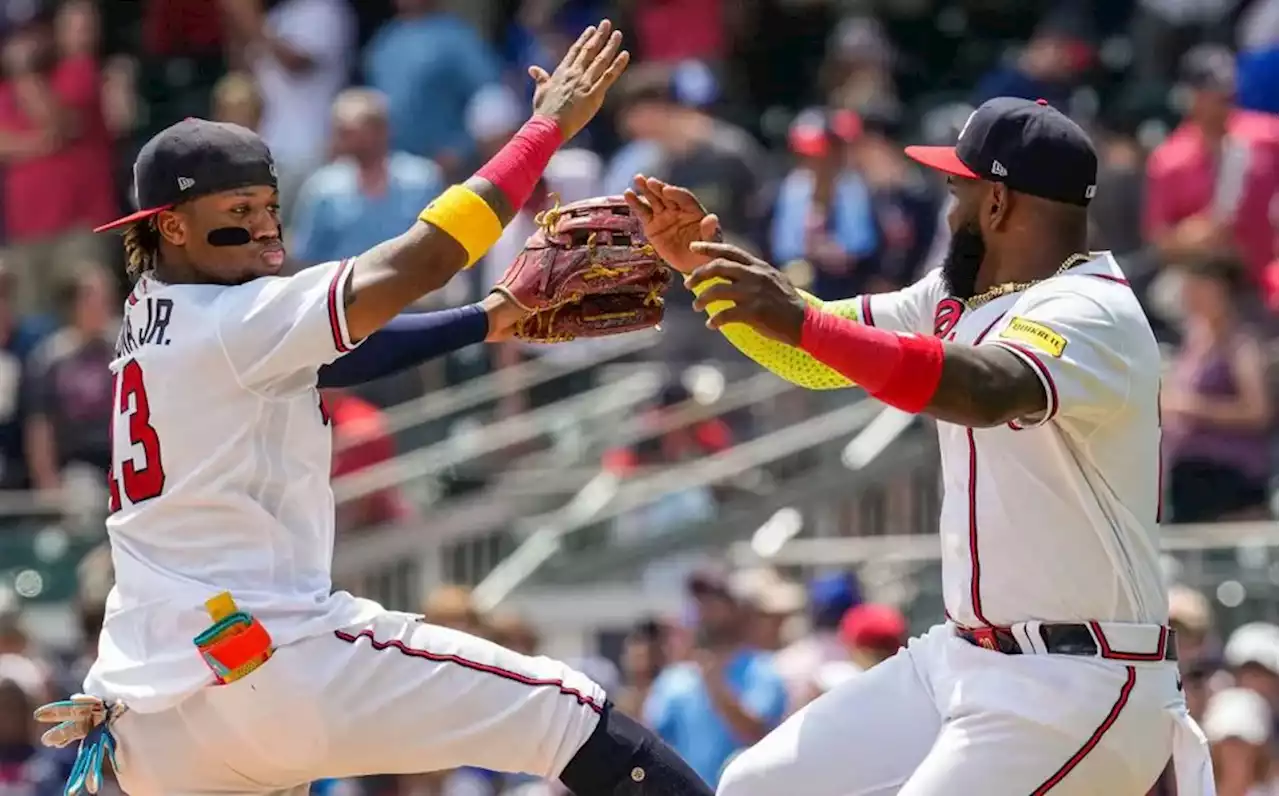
[585, 29, 624, 83]
[623, 189, 654, 223]
[572, 20, 612, 72]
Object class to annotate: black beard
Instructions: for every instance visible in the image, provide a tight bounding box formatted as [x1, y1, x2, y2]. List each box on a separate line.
[941, 222, 986, 300]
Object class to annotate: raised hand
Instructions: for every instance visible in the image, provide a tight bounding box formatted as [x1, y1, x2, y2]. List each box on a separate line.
[686, 242, 808, 346]
[529, 20, 630, 141]
[624, 175, 723, 274]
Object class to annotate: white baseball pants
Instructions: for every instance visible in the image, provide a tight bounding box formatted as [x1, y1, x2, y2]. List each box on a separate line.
[109, 611, 606, 795]
[717, 623, 1214, 796]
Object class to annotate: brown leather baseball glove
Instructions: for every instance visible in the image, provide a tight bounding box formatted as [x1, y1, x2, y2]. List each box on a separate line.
[492, 196, 671, 342]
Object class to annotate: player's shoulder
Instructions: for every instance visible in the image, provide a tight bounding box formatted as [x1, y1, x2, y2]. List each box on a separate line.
[1022, 253, 1144, 320]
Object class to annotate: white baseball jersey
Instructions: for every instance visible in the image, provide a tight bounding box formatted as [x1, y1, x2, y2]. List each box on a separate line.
[861, 253, 1167, 627]
[85, 259, 384, 713]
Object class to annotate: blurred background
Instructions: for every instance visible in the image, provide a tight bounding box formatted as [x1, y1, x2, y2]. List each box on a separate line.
[0, 0, 1274, 793]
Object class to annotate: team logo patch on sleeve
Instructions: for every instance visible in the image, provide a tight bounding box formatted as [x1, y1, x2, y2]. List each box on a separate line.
[999, 317, 1067, 357]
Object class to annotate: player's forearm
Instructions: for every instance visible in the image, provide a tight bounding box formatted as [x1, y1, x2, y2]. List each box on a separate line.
[694, 281, 861, 390]
[799, 307, 1046, 427]
[317, 303, 489, 388]
[344, 117, 562, 341]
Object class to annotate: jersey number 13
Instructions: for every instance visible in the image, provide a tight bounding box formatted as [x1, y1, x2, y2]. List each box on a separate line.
[108, 359, 166, 512]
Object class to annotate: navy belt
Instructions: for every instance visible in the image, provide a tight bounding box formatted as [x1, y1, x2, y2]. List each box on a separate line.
[958, 623, 1178, 661]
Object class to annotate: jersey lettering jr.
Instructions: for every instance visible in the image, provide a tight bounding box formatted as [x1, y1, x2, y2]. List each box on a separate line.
[86, 259, 383, 713]
[722, 253, 1167, 627]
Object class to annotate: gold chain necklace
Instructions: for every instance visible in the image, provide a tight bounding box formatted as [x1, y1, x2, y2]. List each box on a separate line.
[963, 252, 1093, 309]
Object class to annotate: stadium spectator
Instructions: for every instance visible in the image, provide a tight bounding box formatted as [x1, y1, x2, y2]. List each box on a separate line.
[1223, 622, 1280, 715]
[971, 8, 1093, 110]
[644, 568, 787, 787]
[616, 618, 667, 721]
[291, 88, 445, 267]
[224, 0, 356, 215]
[1144, 46, 1280, 284]
[1233, 0, 1279, 114]
[728, 568, 805, 653]
[0, 657, 66, 794]
[850, 98, 943, 287]
[1202, 687, 1278, 796]
[363, 0, 500, 170]
[770, 107, 878, 301]
[324, 387, 412, 532]
[136, 0, 228, 131]
[773, 571, 861, 714]
[807, 603, 909, 701]
[819, 16, 896, 112]
[0, 263, 52, 490]
[625, 0, 732, 66]
[22, 262, 117, 495]
[1130, 0, 1241, 87]
[1162, 258, 1274, 523]
[0, 8, 115, 314]
[210, 70, 264, 132]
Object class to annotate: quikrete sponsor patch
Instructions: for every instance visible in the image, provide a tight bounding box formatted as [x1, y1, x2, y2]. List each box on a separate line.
[999, 317, 1067, 357]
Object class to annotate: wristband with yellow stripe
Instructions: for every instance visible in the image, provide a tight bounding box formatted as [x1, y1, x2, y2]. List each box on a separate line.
[419, 184, 504, 268]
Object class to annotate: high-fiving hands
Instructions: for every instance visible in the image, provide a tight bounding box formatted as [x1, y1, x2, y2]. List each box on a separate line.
[626, 175, 808, 346]
[529, 20, 630, 141]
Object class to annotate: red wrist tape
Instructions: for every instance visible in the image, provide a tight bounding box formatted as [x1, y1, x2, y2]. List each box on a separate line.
[799, 304, 944, 413]
[475, 115, 563, 212]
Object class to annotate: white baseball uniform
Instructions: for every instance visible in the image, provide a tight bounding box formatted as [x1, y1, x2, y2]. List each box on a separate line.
[90, 261, 604, 795]
[717, 254, 1214, 796]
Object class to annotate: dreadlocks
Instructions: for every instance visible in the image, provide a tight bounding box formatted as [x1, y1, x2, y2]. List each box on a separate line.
[122, 219, 160, 282]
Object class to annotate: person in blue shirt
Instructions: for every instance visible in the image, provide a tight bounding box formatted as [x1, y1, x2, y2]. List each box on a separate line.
[771, 108, 880, 301]
[290, 88, 447, 267]
[644, 569, 788, 787]
[362, 0, 501, 169]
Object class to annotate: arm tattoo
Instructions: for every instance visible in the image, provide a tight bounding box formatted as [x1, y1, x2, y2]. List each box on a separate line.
[925, 344, 1049, 428]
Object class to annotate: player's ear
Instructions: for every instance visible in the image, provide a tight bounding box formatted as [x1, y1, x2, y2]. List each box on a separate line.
[986, 183, 1011, 231]
[155, 209, 187, 247]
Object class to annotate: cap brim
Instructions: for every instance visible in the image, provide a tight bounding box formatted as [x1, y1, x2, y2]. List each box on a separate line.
[903, 145, 980, 179]
[93, 205, 173, 233]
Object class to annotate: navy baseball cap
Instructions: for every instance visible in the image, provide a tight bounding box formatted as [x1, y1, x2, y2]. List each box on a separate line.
[96, 118, 278, 232]
[904, 97, 1098, 207]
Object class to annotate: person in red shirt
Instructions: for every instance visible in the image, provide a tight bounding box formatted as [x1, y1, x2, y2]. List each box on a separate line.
[1144, 45, 1279, 285]
[323, 388, 414, 532]
[0, 3, 117, 314]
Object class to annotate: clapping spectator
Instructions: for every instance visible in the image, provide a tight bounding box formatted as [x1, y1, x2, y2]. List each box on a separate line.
[22, 263, 117, 496]
[770, 107, 878, 301]
[363, 0, 500, 172]
[644, 568, 787, 787]
[1162, 259, 1274, 523]
[291, 88, 445, 267]
[223, 0, 356, 215]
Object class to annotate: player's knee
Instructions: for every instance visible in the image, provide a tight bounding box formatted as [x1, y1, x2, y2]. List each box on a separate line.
[558, 704, 713, 795]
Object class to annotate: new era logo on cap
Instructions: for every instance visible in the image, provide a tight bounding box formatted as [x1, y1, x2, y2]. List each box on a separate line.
[177, 177, 195, 191]
[902, 97, 1099, 207]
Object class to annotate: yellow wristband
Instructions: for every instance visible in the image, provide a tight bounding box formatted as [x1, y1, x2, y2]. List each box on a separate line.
[419, 185, 504, 268]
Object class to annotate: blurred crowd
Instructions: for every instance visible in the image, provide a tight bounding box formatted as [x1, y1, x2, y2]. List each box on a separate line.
[0, 0, 1274, 793]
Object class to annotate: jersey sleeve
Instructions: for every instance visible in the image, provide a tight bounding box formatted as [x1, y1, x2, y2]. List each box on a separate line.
[980, 289, 1133, 429]
[215, 258, 362, 391]
[702, 269, 944, 390]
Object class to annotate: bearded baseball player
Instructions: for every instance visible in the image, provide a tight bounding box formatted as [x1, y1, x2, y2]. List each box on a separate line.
[32, 21, 714, 796]
[625, 97, 1215, 795]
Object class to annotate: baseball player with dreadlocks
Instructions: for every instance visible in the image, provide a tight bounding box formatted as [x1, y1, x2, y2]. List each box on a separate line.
[625, 98, 1215, 795]
[32, 21, 711, 796]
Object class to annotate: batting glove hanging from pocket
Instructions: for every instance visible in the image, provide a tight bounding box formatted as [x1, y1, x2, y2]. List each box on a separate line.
[33, 694, 127, 795]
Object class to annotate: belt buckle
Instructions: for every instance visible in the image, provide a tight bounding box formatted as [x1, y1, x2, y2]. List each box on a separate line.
[969, 627, 1000, 651]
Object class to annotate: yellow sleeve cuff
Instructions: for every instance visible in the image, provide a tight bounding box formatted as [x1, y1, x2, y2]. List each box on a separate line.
[692, 278, 860, 390]
[419, 185, 504, 268]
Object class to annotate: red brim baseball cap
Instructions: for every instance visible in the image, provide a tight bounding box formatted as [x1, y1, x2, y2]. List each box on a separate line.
[95, 117, 278, 233]
[902, 145, 979, 179]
